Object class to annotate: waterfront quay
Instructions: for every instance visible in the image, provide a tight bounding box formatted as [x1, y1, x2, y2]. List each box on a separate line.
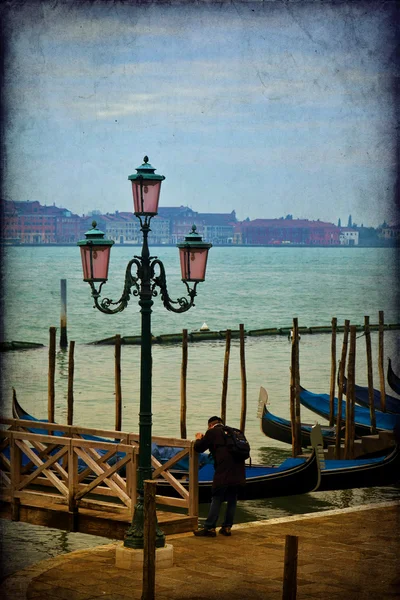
[1, 502, 399, 600]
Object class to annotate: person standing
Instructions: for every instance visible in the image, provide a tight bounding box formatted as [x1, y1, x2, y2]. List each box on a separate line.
[193, 416, 246, 537]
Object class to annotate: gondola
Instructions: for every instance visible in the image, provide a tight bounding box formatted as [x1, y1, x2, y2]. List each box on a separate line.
[299, 387, 400, 435]
[341, 374, 400, 415]
[259, 390, 400, 491]
[317, 444, 400, 491]
[388, 358, 400, 396]
[13, 397, 400, 498]
[260, 401, 337, 448]
[11, 396, 321, 502]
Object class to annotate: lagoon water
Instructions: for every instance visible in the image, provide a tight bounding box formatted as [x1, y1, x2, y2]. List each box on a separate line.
[1, 245, 400, 577]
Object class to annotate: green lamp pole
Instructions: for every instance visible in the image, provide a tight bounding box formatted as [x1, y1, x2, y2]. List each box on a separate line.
[77, 157, 212, 549]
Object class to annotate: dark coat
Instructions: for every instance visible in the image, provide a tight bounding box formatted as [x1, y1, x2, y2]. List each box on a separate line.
[193, 424, 246, 489]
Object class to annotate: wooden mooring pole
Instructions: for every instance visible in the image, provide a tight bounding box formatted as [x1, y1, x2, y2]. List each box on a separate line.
[180, 329, 188, 439]
[115, 335, 122, 431]
[364, 316, 376, 434]
[335, 319, 350, 459]
[67, 340, 75, 425]
[60, 279, 68, 350]
[329, 317, 337, 426]
[221, 329, 231, 424]
[378, 310, 386, 412]
[239, 324, 247, 433]
[345, 325, 356, 459]
[282, 534, 298, 600]
[60, 279, 68, 349]
[48, 327, 56, 423]
[290, 318, 301, 457]
[142, 479, 157, 600]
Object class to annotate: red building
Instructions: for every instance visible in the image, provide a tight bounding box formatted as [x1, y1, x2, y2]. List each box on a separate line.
[234, 218, 340, 246]
[2, 200, 82, 243]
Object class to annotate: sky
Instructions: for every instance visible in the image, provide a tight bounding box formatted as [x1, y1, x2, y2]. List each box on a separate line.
[2, 0, 399, 227]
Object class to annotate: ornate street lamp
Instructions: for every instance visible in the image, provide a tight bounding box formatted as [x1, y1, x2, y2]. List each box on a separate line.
[77, 156, 212, 549]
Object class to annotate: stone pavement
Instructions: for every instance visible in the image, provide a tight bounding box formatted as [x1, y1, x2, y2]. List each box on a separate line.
[1, 501, 399, 600]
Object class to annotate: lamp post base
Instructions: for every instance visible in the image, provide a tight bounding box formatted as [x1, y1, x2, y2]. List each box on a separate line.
[124, 499, 166, 550]
[116, 543, 173, 570]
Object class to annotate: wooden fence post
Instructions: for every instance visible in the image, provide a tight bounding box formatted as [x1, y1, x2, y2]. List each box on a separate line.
[364, 316, 376, 434]
[239, 324, 247, 433]
[68, 439, 79, 532]
[48, 327, 56, 423]
[335, 319, 350, 459]
[329, 317, 337, 426]
[115, 334, 122, 431]
[188, 442, 199, 519]
[142, 479, 157, 600]
[180, 329, 188, 439]
[67, 341, 75, 426]
[378, 310, 386, 412]
[282, 535, 298, 600]
[221, 329, 231, 424]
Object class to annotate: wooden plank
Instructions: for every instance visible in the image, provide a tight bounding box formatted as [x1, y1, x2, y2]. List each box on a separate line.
[15, 440, 69, 497]
[73, 447, 131, 506]
[80, 446, 128, 490]
[29, 440, 69, 482]
[0, 501, 197, 538]
[71, 438, 132, 452]
[154, 496, 188, 508]
[74, 454, 131, 501]
[152, 448, 188, 477]
[14, 490, 67, 504]
[151, 456, 189, 500]
[15, 446, 68, 491]
[1, 417, 192, 448]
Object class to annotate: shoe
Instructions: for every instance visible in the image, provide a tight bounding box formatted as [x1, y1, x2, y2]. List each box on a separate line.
[193, 528, 216, 537]
[219, 526, 232, 536]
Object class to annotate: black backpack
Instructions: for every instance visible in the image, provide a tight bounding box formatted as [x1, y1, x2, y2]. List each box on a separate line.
[222, 425, 250, 461]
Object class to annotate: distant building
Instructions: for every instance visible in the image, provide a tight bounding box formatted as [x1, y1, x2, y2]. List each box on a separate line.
[2, 200, 81, 243]
[158, 206, 204, 244]
[339, 228, 359, 246]
[379, 224, 400, 242]
[198, 210, 236, 244]
[234, 218, 340, 246]
[101, 212, 140, 244]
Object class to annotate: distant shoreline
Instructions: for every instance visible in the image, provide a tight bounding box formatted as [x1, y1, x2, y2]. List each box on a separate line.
[1, 242, 398, 248]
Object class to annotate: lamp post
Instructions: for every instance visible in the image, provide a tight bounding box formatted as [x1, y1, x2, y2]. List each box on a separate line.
[77, 156, 212, 549]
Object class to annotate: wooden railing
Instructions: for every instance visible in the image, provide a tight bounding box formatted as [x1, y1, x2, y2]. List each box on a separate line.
[0, 418, 199, 526]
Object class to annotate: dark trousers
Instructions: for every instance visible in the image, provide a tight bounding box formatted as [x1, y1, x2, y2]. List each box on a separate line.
[204, 485, 238, 529]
